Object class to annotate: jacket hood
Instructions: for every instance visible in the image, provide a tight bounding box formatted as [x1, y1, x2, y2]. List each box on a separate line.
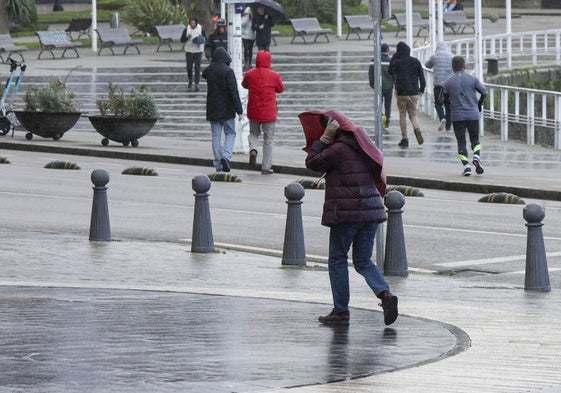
[212, 47, 232, 65]
[436, 41, 450, 53]
[256, 50, 272, 68]
[396, 41, 411, 57]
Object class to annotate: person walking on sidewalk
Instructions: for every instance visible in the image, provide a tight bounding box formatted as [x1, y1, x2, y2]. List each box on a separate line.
[241, 7, 256, 71]
[183, 16, 204, 92]
[302, 110, 399, 326]
[252, 6, 274, 51]
[388, 41, 426, 148]
[202, 47, 244, 172]
[242, 50, 285, 174]
[440, 56, 487, 176]
[369, 43, 393, 130]
[425, 41, 454, 132]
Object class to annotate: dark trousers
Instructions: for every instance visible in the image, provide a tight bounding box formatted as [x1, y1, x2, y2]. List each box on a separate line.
[242, 39, 254, 66]
[452, 119, 481, 165]
[434, 85, 451, 130]
[185, 52, 202, 85]
[382, 88, 393, 121]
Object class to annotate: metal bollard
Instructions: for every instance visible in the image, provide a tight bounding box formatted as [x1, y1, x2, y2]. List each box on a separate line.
[89, 169, 111, 241]
[383, 190, 408, 277]
[523, 204, 550, 292]
[282, 183, 306, 265]
[191, 175, 214, 253]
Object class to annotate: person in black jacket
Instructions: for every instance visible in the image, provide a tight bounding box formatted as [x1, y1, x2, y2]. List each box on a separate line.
[205, 18, 228, 61]
[388, 41, 426, 148]
[202, 47, 244, 172]
[252, 6, 274, 51]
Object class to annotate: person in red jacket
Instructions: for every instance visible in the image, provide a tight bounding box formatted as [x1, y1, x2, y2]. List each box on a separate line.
[241, 50, 285, 174]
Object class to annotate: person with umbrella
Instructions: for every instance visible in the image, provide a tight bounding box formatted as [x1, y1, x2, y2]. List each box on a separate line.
[301, 110, 399, 326]
[252, 6, 274, 51]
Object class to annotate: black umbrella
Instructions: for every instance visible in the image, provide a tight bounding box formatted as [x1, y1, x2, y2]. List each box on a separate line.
[246, 0, 285, 15]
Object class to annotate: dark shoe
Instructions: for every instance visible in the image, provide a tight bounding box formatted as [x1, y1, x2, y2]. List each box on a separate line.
[261, 168, 274, 175]
[462, 166, 472, 176]
[194, 84, 200, 92]
[220, 158, 230, 173]
[414, 128, 424, 145]
[249, 149, 258, 169]
[318, 309, 350, 325]
[472, 155, 484, 174]
[380, 292, 398, 326]
[187, 82, 193, 91]
[398, 138, 409, 148]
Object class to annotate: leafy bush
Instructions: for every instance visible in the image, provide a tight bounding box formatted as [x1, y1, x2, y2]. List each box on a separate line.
[281, 0, 362, 23]
[122, 0, 188, 33]
[96, 83, 159, 118]
[98, 0, 128, 11]
[5, 0, 38, 27]
[23, 78, 79, 113]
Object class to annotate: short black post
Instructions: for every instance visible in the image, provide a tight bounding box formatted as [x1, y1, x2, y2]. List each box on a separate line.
[282, 183, 306, 265]
[191, 175, 214, 253]
[523, 204, 550, 292]
[383, 190, 408, 277]
[89, 169, 111, 241]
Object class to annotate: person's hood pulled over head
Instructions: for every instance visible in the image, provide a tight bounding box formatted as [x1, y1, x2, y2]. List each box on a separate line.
[212, 46, 232, 65]
[255, 50, 272, 68]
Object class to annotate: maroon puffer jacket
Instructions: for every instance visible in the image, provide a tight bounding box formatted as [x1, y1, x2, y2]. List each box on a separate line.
[242, 50, 285, 122]
[306, 133, 387, 227]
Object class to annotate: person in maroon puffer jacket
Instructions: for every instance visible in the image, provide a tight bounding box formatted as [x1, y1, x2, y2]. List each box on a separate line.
[304, 110, 399, 326]
[242, 50, 285, 174]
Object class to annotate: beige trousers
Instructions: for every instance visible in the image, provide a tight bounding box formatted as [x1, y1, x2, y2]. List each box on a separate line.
[396, 95, 421, 140]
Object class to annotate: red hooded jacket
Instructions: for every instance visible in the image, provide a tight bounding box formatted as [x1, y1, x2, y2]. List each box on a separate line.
[241, 50, 285, 122]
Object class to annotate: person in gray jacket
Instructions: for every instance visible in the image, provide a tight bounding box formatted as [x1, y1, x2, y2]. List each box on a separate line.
[425, 41, 454, 132]
[441, 56, 487, 176]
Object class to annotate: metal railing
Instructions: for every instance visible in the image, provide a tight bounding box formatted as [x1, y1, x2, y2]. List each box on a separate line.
[414, 28, 561, 149]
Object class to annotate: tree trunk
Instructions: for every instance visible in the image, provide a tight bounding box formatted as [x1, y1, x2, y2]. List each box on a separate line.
[0, 0, 9, 34]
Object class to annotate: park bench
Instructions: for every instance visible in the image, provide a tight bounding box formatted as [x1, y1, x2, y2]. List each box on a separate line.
[65, 18, 92, 39]
[35, 31, 82, 59]
[95, 28, 143, 55]
[344, 15, 374, 40]
[153, 24, 186, 52]
[289, 18, 332, 44]
[271, 30, 280, 46]
[0, 34, 27, 63]
[392, 13, 429, 37]
[443, 10, 475, 34]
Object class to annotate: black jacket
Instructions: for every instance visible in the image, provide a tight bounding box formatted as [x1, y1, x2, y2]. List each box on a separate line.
[202, 47, 243, 122]
[388, 42, 426, 96]
[252, 12, 274, 47]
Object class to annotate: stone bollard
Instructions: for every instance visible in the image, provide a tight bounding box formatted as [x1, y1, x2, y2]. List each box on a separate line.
[282, 183, 306, 265]
[523, 203, 550, 292]
[89, 169, 111, 241]
[191, 175, 214, 253]
[383, 190, 408, 277]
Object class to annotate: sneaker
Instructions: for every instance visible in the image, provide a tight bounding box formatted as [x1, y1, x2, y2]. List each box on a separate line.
[220, 158, 230, 173]
[380, 292, 398, 326]
[194, 84, 200, 92]
[385, 119, 390, 130]
[472, 155, 484, 174]
[398, 138, 409, 148]
[462, 166, 472, 176]
[261, 168, 274, 175]
[438, 118, 446, 131]
[318, 309, 350, 325]
[249, 149, 258, 169]
[381, 115, 387, 129]
[414, 128, 424, 145]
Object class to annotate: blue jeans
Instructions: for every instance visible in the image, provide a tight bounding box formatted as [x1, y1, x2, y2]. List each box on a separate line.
[328, 222, 389, 313]
[210, 118, 236, 171]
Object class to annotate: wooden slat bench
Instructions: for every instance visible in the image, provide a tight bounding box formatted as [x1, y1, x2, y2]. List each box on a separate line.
[392, 13, 429, 37]
[65, 18, 92, 39]
[36, 31, 82, 59]
[289, 18, 332, 44]
[0, 34, 27, 63]
[443, 10, 475, 34]
[153, 24, 185, 52]
[344, 15, 374, 40]
[96, 28, 143, 55]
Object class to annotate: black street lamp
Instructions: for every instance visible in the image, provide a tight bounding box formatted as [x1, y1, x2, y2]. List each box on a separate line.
[53, 0, 64, 12]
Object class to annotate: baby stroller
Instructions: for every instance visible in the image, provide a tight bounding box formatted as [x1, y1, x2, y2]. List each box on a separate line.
[0, 54, 26, 136]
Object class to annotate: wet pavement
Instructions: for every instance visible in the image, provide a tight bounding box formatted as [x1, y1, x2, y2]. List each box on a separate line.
[1, 8, 561, 393]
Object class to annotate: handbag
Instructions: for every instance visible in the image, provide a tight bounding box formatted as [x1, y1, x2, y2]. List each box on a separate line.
[192, 34, 206, 45]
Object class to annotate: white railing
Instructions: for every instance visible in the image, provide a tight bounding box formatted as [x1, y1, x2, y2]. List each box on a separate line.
[414, 28, 561, 149]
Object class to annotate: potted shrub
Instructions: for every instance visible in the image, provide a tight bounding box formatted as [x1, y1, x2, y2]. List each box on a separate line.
[14, 77, 82, 141]
[88, 83, 159, 147]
